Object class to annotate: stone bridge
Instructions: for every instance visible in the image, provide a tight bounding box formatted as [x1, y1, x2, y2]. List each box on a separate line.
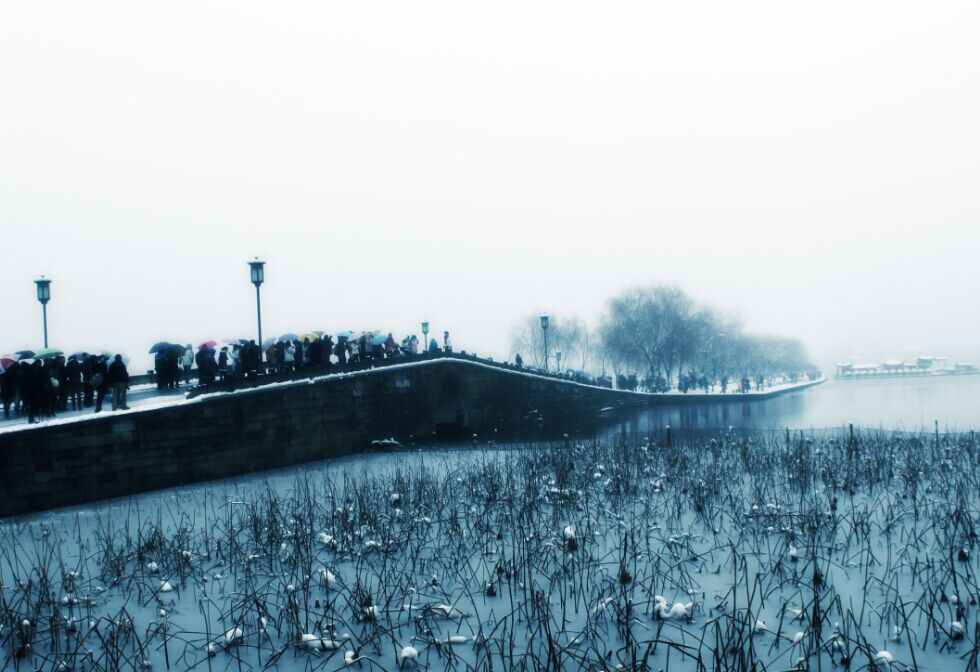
[0, 358, 640, 517]
[0, 356, 822, 517]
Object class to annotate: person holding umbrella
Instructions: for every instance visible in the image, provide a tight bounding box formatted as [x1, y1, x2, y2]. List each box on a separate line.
[21, 360, 45, 423]
[108, 354, 130, 411]
[181, 344, 194, 385]
[1, 358, 18, 419]
[154, 349, 168, 390]
[384, 333, 397, 359]
[92, 355, 109, 412]
[66, 354, 82, 410]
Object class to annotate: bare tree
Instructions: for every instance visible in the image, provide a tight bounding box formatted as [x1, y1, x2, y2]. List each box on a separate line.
[510, 312, 586, 370]
[599, 285, 813, 390]
[599, 285, 696, 387]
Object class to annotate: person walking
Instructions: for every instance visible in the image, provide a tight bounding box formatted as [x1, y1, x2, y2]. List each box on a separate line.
[294, 340, 305, 369]
[0, 361, 15, 419]
[322, 335, 334, 368]
[181, 344, 194, 384]
[443, 331, 453, 353]
[165, 348, 179, 389]
[246, 340, 260, 377]
[42, 362, 58, 419]
[66, 355, 82, 410]
[275, 341, 286, 373]
[108, 354, 130, 411]
[218, 347, 229, 380]
[384, 333, 397, 359]
[23, 360, 45, 424]
[82, 355, 95, 407]
[154, 351, 167, 391]
[265, 342, 278, 372]
[408, 335, 419, 357]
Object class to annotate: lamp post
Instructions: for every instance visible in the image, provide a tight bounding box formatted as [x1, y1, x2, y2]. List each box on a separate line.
[556, 351, 562, 373]
[421, 320, 429, 350]
[539, 314, 550, 371]
[248, 258, 265, 346]
[34, 276, 52, 348]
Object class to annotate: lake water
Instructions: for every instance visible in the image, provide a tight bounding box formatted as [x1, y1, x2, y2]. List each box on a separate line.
[628, 374, 980, 432]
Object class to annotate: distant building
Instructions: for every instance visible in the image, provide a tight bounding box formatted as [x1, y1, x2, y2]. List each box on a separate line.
[836, 355, 971, 380]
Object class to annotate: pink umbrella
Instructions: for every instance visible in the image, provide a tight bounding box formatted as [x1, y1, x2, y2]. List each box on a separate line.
[0, 355, 17, 373]
[198, 340, 217, 350]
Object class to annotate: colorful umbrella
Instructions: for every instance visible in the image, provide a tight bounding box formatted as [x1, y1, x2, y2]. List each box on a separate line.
[301, 332, 320, 342]
[0, 355, 17, 373]
[149, 341, 174, 354]
[261, 338, 276, 350]
[198, 340, 217, 350]
[14, 350, 34, 359]
[336, 330, 354, 341]
[34, 348, 64, 360]
[371, 334, 388, 347]
[278, 333, 299, 343]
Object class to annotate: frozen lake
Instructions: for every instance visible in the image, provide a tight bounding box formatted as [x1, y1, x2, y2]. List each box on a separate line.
[4, 375, 980, 670]
[3, 429, 977, 672]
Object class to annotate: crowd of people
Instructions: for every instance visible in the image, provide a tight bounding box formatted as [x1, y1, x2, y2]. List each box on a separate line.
[1, 353, 131, 424]
[1, 330, 458, 425]
[189, 330, 454, 384]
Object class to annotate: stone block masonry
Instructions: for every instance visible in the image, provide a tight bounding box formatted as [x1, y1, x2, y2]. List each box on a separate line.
[0, 359, 643, 517]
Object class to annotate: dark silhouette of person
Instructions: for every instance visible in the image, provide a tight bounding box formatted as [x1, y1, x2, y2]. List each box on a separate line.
[107, 354, 130, 410]
[92, 356, 109, 412]
[23, 360, 45, 423]
[66, 355, 82, 410]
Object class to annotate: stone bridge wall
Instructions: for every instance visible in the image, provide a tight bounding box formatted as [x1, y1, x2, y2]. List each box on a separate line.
[0, 360, 641, 517]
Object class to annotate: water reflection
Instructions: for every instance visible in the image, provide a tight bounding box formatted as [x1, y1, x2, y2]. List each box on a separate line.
[627, 375, 980, 431]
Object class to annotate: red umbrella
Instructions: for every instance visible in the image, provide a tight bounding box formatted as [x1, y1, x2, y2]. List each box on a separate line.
[198, 340, 217, 350]
[0, 355, 17, 373]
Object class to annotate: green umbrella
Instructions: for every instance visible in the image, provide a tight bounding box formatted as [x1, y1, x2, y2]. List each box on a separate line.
[34, 347, 64, 360]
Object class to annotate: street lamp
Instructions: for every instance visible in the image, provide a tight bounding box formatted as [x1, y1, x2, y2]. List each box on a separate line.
[248, 258, 265, 345]
[421, 320, 429, 350]
[539, 314, 550, 371]
[34, 276, 52, 348]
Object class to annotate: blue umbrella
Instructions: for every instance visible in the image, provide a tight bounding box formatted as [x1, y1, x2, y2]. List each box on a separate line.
[371, 334, 388, 347]
[336, 330, 354, 341]
[278, 333, 299, 343]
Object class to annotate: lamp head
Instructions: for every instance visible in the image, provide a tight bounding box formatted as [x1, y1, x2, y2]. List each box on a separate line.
[34, 276, 52, 304]
[248, 258, 265, 286]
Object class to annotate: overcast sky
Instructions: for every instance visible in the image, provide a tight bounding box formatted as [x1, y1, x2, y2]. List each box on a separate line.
[2, 1, 979, 371]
